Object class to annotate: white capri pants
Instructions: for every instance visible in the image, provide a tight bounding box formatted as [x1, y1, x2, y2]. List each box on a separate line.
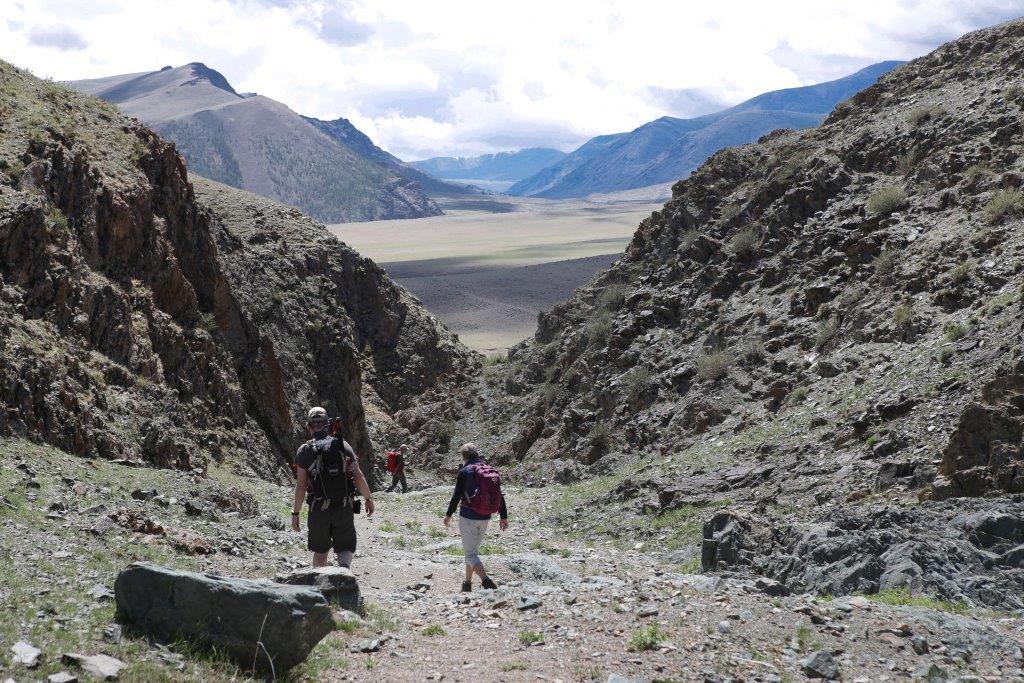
[458, 515, 490, 567]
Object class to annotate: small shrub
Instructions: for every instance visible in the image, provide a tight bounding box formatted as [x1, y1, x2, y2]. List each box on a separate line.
[897, 148, 923, 175]
[518, 630, 543, 646]
[679, 229, 699, 251]
[795, 625, 820, 651]
[199, 312, 218, 334]
[906, 104, 940, 127]
[944, 322, 967, 342]
[983, 188, 1024, 224]
[539, 382, 561, 404]
[586, 309, 614, 344]
[729, 226, 760, 256]
[866, 186, 907, 216]
[873, 250, 898, 281]
[1005, 83, 1023, 101]
[499, 663, 528, 672]
[720, 203, 741, 222]
[588, 421, 612, 450]
[787, 386, 809, 405]
[737, 336, 765, 362]
[46, 206, 69, 233]
[435, 420, 456, 448]
[628, 624, 666, 652]
[814, 316, 841, 350]
[483, 353, 505, 367]
[597, 283, 630, 311]
[622, 366, 654, 404]
[696, 350, 732, 382]
[422, 624, 445, 636]
[964, 163, 989, 183]
[937, 347, 954, 364]
[893, 302, 914, 334]
[838, 286, 865, 309]
[949, 260, 972, 284]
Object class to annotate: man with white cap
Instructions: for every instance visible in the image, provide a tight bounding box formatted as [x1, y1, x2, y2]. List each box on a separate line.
[291, 407, 374, 568]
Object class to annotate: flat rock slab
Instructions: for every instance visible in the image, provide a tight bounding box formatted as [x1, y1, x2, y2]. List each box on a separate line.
[114, 562, 334, 673]
[62, 653, 125, 680]
[274, 566, 361, 613]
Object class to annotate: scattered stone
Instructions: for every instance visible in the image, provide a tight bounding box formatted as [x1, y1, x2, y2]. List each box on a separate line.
[801, 650, 839, 679]
[47, 673, 77, 683]
[115, 562, 334, 672]
[911, 635, 930, 655]
[90, 584, 115, 602]
[275, 566, 361, 613]
[166, 528, 215, 555]
[108, 508, 163, 535]
[754, 577, 789, 596]
[351, 638, 382, 653]
[515, 596, 542, 611]
[913, 662, 948, 682]
[61, 653, 126, 680]
[637, 606, 659, 618]
[89, 516, 115, 537]
[103, 625, 122, 645]
[717, 620, 732, 634]
[11, 641, 41, 667]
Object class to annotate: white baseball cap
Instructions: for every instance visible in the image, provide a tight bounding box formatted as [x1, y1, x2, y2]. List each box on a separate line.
[307, 407, 328, 423]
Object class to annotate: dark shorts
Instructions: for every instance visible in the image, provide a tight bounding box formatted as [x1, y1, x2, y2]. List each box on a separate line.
[307, 500, 356, 554]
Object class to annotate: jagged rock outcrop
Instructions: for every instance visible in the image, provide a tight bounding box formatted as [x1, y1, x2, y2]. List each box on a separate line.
[470, 19, 1024, 604]
[0, 60, 475, 481]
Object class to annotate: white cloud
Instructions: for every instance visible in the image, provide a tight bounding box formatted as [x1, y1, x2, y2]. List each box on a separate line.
[1, 0, 1022, 159]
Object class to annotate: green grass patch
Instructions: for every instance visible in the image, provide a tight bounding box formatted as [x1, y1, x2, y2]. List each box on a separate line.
[866, 186, 907, 216]
[422, 624, 445, 636]
[628, 623, 666, 652]
[518, 630, 544, 646]
[865, 587, 968, 614]
[500, 662, 528, 672]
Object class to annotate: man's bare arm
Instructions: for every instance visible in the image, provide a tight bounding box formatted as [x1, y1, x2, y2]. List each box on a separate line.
[292, 468, 309, 531]
[351, 464, 375, 516]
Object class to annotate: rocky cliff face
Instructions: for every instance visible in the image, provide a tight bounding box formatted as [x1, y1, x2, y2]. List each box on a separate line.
[475, 20, 1024, 607]
[0, 60, 475, 482]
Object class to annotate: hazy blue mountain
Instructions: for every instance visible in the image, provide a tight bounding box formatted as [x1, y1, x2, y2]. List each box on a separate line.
[508, 61, 902, 199]
[412, 148, 567, 183]
[72, 63, 444, 222]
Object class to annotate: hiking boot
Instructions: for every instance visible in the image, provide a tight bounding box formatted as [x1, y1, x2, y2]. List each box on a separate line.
[461, 581, 472, 592]
[481, 577, 498, 590]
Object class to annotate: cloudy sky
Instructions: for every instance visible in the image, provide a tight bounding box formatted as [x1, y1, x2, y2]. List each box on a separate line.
[2, 1, 1022, 160]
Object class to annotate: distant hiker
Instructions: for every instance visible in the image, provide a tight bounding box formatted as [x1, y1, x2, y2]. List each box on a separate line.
[385, 444, 410, 493]
[443, 443, 508, 591]
[291, 407, 375, 568]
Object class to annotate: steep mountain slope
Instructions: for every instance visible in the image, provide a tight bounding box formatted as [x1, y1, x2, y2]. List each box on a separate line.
[509, 61, 901, 199]
[71, 63, 441, 223]
[0, 60, 474, 482]
[304, 115, 480, 198]
[474, 23, 1024, 608]
[412, 148, 567, 182]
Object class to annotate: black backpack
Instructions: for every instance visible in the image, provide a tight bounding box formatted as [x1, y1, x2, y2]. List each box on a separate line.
[306, 435, 355, 505]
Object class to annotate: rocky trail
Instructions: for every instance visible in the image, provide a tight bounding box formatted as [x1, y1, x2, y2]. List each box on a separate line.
[2, 440, 1022, 682]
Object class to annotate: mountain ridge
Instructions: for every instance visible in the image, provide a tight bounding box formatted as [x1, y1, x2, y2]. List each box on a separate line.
[508, 61, 903, 198]
[412, 147, 567, 182]
[71, 63, 445, 223]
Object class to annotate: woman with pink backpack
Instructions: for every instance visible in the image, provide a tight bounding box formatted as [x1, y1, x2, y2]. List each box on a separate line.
[443, 443, 509, 591]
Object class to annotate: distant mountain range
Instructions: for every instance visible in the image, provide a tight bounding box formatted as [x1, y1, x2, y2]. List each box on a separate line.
[508, 61, 903, 199]
[412, 148, 567, 183]
[71, 63, 471, 223]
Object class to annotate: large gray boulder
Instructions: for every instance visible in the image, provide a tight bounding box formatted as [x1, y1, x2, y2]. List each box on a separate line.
[275, 566, 362, 613]
[114, 562, 334, 673]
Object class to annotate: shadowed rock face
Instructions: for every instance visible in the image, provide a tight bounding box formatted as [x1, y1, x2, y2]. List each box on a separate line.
[0, 60, 475, 481]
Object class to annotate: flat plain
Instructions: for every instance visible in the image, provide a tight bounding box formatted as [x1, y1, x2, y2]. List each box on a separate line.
[330, 191, 665, 352]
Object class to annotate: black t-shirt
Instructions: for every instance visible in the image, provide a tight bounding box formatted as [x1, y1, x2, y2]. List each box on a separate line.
[295, 431, 358, 502]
